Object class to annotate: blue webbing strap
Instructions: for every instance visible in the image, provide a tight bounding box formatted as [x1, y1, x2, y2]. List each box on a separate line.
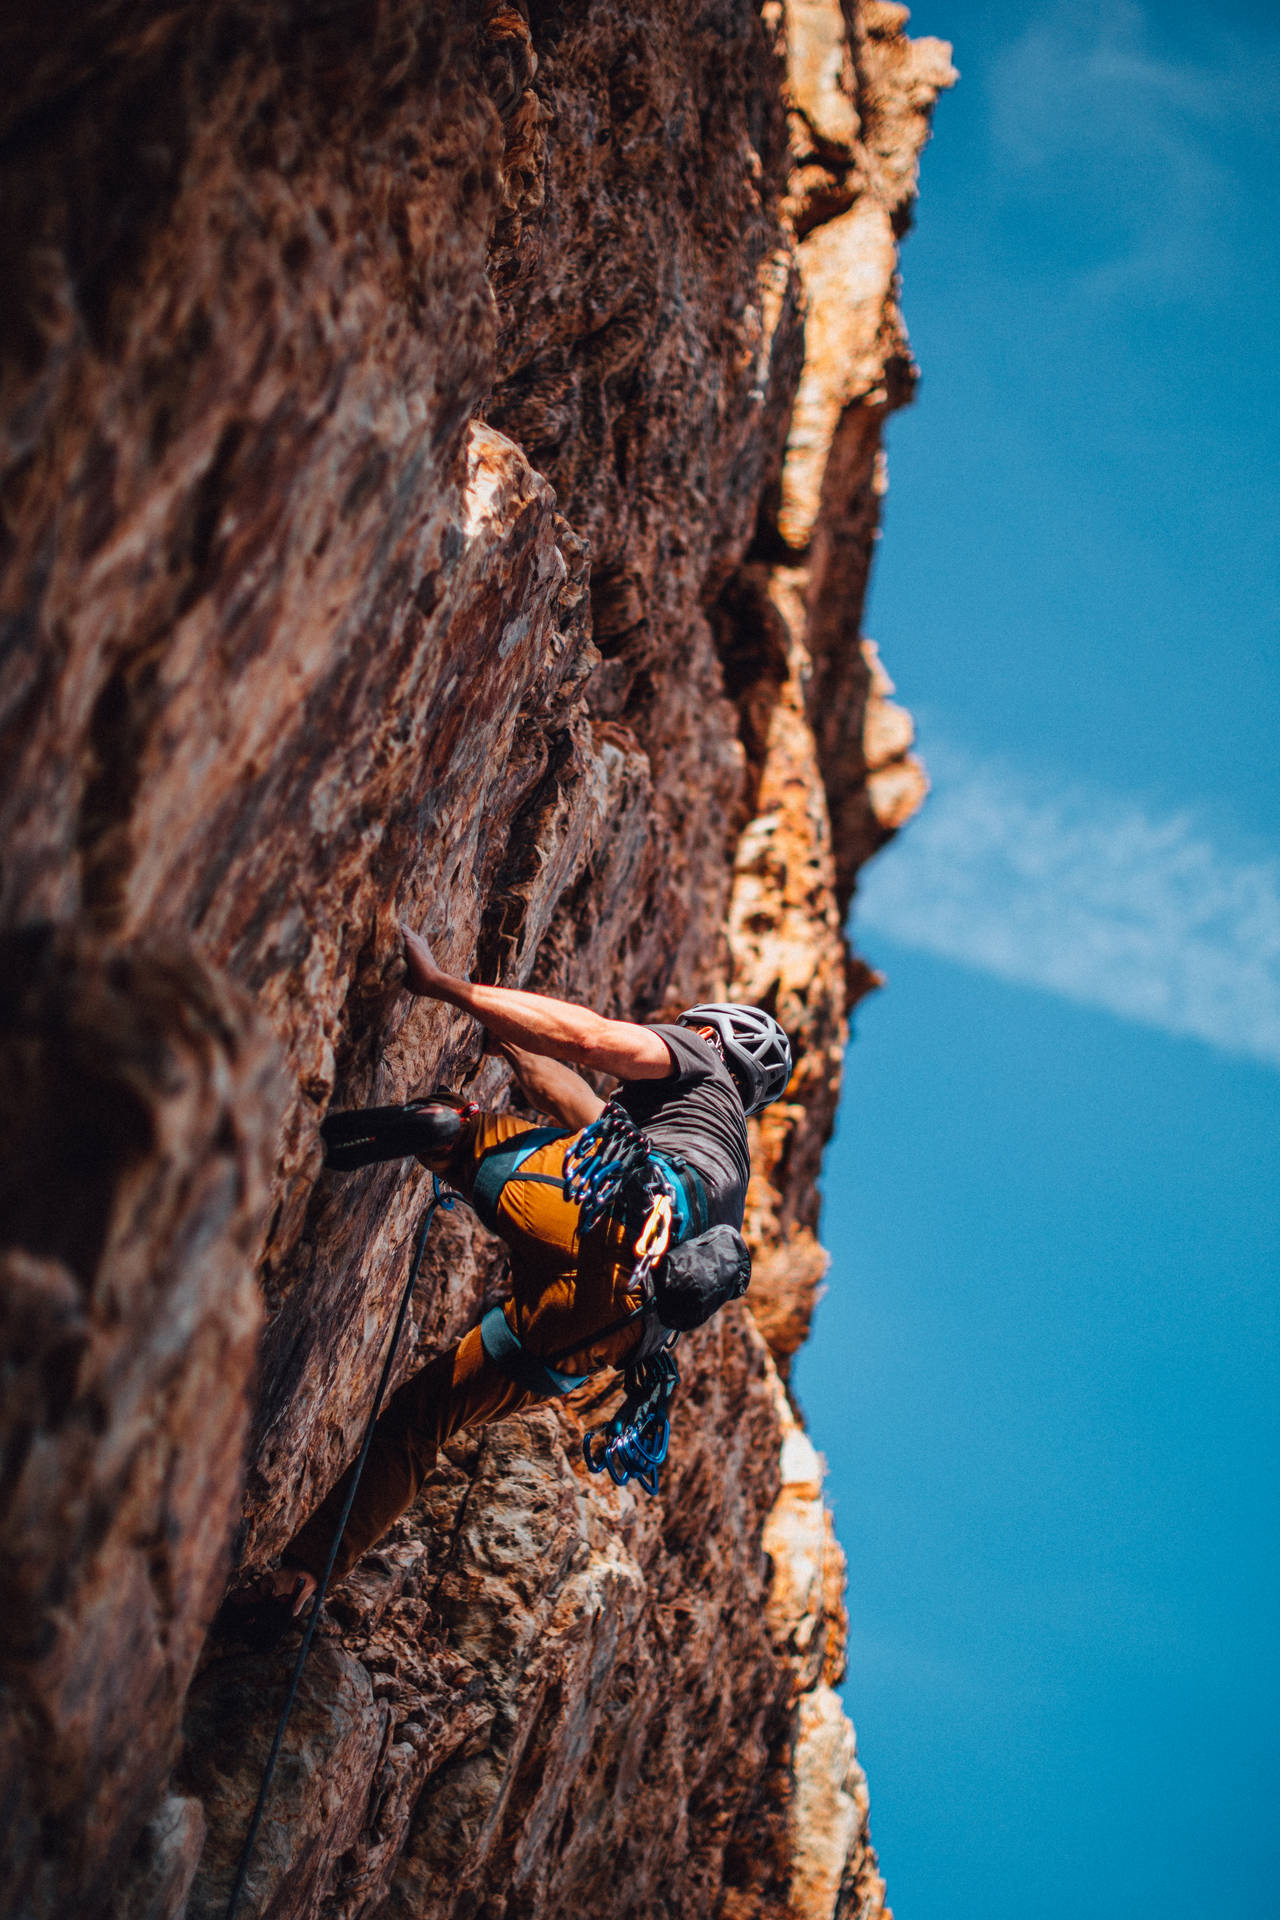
[470, 1125, 568, 1230]
[647, 1153, 709, 1242]
[683, 1163, 710, 1237]
[480, 1306, 591, 1398]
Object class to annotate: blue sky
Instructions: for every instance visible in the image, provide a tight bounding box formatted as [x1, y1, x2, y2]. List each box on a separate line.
[795, 4, 1280, 1915]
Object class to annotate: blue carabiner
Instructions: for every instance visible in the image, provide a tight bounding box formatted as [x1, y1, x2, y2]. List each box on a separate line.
[630, 1457, 661, 1498]
[634, 1413, 670, 1468]
[605, 1442, 633, 1488]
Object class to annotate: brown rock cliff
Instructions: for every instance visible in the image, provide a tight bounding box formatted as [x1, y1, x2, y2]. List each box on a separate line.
[0, 4, 953, 1917]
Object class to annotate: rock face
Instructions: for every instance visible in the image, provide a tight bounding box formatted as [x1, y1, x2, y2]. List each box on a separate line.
[0, 4, 953, 1918]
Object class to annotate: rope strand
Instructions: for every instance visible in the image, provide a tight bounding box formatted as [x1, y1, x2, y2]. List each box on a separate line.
[221, 1177, 454, 1920]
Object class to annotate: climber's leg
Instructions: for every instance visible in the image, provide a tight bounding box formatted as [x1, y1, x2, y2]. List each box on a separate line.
[285, 1319, 533, 1583]
[281, 1118, 645, 1587]
[320, 1095, 469, 1171]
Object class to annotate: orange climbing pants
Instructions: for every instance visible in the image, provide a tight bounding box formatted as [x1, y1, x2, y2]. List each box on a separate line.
[287, 1111, 645, 1582]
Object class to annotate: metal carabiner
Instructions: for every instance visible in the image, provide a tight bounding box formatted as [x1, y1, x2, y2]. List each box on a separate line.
[633, 1191, 673, 1266]
[633, 1411, 670, 1468]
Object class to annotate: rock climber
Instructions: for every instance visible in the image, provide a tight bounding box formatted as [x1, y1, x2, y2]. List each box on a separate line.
[237, 924, 791, 1624]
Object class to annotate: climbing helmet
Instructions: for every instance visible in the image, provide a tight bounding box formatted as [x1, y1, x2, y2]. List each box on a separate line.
[676, 1003, 792, 1116]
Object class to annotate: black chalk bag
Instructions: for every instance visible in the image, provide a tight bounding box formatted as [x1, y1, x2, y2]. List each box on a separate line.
[652, 1224, 752, 1331]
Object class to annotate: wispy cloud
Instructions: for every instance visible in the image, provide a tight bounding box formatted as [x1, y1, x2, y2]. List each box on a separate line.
[854, 745, 1280, 1069]
[986, 0, 1280, 301]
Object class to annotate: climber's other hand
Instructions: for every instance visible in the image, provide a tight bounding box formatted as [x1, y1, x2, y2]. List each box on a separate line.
[401, 924, 448, 996]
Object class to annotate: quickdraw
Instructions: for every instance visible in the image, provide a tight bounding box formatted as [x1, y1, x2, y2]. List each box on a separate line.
[567, 1102, 687, 1498]
[562, 1099, 663, 1231]
[583, 1347, 680, 1497]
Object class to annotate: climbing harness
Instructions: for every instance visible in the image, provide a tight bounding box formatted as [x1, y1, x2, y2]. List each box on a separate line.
[470, 1123, 569, 1230]
[550, 1098, 752, 1494]
[478, 1304, 591, 1398]
[221, 1176, 456, 1920]
[473, 1108, 687, 1494]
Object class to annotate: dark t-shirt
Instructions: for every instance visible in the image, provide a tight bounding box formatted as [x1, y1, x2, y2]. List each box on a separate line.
[614, 1024, 750, 1229]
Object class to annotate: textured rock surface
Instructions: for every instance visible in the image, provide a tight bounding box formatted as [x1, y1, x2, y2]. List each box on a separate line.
[0, 3, 952, 1916]
[0, 928, 282, 1919]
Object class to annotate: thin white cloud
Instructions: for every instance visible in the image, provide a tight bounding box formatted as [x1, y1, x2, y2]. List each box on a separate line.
[986, 0, 1280, 301]
[854, 745, 1280, 1069]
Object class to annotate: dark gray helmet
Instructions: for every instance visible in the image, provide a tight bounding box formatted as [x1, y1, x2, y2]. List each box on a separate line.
[676, 1003, 793, 1116]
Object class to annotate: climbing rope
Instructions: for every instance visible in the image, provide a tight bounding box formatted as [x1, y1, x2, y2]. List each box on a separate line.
[222, 1176, 456, 1920]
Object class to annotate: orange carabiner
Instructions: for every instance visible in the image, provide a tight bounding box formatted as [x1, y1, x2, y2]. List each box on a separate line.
[634, 1192, 673, 1266]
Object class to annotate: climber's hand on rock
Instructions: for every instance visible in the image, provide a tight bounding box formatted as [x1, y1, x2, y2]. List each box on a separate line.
[401, 924, 448, 997]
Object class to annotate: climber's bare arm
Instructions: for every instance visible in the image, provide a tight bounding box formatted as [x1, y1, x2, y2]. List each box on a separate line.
[496, 1042, 607, 1129]
[402, 925, 671, 1080]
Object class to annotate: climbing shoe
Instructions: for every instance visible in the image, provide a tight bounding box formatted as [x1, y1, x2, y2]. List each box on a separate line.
[321, 1093, 471, 1171]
